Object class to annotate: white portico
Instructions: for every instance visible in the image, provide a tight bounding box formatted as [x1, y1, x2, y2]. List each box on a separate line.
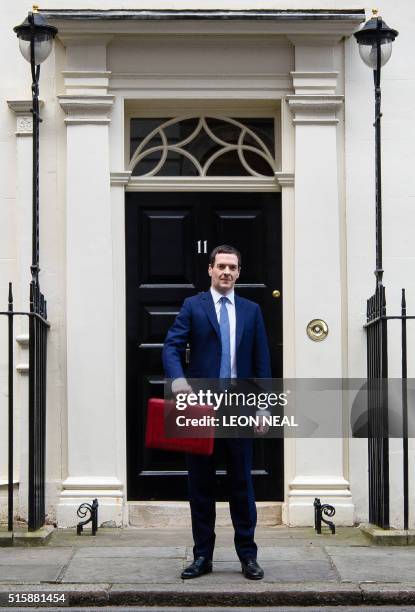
[5, 8, 367, 527]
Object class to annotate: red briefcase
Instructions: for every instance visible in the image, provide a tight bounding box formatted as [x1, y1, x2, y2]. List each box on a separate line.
[145, 398, 214, 455]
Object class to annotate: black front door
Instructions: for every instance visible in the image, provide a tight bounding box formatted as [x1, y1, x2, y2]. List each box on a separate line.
[126, 192, 283, 501]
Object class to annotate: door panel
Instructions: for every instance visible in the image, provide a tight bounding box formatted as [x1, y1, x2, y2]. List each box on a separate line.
[212, 208, 266, 283]
[139, 206, 197, 285]
[126, 192, 283, 501]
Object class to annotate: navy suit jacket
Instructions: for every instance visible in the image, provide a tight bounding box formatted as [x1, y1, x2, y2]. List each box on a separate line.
[162, 291, 271, 380]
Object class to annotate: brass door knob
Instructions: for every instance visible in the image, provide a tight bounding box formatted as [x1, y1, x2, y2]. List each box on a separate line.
[272, 290, 281, 299]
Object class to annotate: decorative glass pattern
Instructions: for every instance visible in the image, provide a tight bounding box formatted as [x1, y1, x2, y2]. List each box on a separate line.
[129, 117, 276, 177]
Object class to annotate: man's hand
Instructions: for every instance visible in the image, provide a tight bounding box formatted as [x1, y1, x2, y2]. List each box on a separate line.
[171, 377, 193, 395]
[254, 412, 270, 436]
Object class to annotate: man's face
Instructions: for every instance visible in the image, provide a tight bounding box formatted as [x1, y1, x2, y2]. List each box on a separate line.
[208, 253, 240, 294]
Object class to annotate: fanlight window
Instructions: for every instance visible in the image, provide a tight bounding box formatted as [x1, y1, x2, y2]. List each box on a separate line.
[129, 117, 276, 177]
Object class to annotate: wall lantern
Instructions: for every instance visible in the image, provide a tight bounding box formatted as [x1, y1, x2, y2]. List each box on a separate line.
[353, 10, 398, 287]
[13, 5, 57, 283]
[14, 5, 57, 66]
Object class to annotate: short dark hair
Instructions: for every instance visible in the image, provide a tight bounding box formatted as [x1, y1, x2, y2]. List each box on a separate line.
[209, 244, 241, 268]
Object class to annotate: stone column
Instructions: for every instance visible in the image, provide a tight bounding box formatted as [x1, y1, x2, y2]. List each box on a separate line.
[5, 101, 45, 520]
[6, 100, 38, 325]
[283, 36, 354, 526]
[56, 40, 123, 525]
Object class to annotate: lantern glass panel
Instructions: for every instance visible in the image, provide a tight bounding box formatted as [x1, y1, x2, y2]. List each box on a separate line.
[358, 41, 392, 69]
[18, 35, 53, 65]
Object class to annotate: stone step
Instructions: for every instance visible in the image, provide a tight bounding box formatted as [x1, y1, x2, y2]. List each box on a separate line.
[128, 501, 282, 528]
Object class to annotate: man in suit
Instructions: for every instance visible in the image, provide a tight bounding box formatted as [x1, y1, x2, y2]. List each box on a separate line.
[162, 244, 271, 580]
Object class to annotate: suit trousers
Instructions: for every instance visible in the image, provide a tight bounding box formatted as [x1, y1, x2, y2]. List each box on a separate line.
[186, 438, 257, 561]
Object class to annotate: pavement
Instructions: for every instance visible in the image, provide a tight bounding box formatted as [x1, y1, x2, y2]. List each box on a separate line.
[0, 526, 415, 607]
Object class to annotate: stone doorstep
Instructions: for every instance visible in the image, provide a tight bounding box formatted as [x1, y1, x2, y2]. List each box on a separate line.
[0, 525, 54, 547]
[360, 523, 415, 545]
[128, 501, 282, 528]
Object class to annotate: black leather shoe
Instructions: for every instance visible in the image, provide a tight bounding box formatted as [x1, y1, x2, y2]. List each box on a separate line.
[181, 556, 212, 579]
[241, 558, 264, 580]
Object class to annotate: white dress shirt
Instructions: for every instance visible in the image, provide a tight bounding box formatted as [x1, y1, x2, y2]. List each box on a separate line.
[210, 286, 237, 378]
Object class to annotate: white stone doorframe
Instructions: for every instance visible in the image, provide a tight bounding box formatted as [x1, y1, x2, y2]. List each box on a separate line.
[115, 108, 288, 528]
[53, 18, 359, 527]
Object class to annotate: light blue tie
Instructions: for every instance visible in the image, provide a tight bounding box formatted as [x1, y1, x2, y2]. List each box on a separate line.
[219, 296, 231, 379]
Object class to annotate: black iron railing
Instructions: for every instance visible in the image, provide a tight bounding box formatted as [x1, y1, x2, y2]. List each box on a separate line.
[1, 281, 49, 532]
[364, 285, 414, 529]
[28, 281, 49, 530]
